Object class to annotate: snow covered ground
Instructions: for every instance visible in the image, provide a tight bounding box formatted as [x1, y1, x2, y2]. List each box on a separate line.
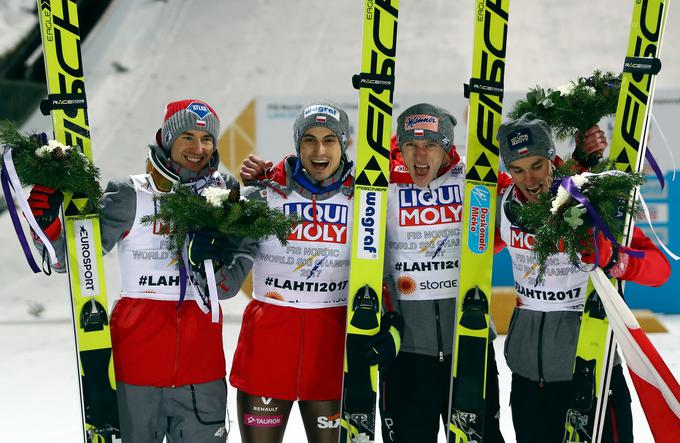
[1, 0, 679, 441]
[1, 309, 679, 442]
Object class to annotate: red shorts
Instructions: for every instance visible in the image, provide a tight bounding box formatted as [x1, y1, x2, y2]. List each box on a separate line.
[229, 300, 346, 401]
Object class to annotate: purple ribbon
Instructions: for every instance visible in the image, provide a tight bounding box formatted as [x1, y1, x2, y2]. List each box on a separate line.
[645, 148, 665, 190]
[176, 253, 211, 313]
[561, 176, 645, 261]
[1, 159, 41, 273]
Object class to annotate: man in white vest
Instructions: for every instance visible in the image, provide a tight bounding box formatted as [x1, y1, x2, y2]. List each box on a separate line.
[378, 103, 505, 442]
[208, 102, 355, 443]
[238, 103, 506, 442]
[28, 99, 238, 442]
[496, 112, 670, 443]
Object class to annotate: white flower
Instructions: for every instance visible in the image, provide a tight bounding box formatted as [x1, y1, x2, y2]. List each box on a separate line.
[201, 186, 230, 207]
[557, 82, 575, 96]
[550, 173, 591, 214]
[35, 139, 71, 158]
[584, 86, 596, 95]
[550, 186, 571, 214]
[539, 98, 554, 109]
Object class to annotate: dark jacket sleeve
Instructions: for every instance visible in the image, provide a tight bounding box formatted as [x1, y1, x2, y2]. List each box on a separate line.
[619, 226, 671, 287]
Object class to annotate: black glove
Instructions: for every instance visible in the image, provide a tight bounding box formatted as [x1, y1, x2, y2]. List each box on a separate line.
[365, 311, 404, 371]
[188, 229, 226, 270]
[28, 185, 63, 241]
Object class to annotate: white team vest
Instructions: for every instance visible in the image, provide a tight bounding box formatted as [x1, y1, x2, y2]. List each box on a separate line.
[118, 173, 226, 301]
[386, 163, 465, 301]
[252, 189, 352, 308]
[499, 186, 587, 312]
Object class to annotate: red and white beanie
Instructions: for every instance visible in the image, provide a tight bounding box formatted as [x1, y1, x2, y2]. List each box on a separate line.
[160, 99, 220, 152]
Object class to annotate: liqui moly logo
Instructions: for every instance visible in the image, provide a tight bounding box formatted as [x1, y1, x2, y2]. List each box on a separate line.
[404, 114, 438, 132]
[283, 202, 349, 243]
[510, 227, 535, 250]
[357, 190, 383, 260]
[468, 186, 491, 254]
[303, 104, 340, 120]
[398, 185, 463, 226]
[74, 219, 100, 296]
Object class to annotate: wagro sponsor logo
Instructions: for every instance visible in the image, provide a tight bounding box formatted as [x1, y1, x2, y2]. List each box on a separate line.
[303, 105, 339, 120]
[357, 191, 382, 259]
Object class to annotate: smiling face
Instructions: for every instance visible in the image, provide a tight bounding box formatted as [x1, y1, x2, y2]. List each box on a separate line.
[298, 126, 343, 181]
[169, 130, 215, 172]
[400, 139, 449, 187]
[507, 155, 554, 202]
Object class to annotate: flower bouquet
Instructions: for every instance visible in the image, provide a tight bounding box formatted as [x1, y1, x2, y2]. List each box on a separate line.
[0, 120, 102, 212]
[509, 70, 621, 167]
[509, 161, 644, 283]
[141, 183, 298, 260]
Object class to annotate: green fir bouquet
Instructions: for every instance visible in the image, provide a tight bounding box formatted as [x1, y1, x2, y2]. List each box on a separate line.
[509, 70, 621, 167]
[0, 120, 102, 213]
[141, 183, 298, 259]
[509, 161, 644, 283]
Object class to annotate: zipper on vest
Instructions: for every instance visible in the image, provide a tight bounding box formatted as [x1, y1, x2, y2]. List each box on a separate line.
[311, 194, 319, 228]
[296, 311, 305, 401]
[172, 308, 181, 387]
[538, 311, 546, 387]
[434, 300, 444, 362]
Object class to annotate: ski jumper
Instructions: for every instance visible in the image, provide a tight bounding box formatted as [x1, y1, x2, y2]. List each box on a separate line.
[379, 147, 505, 443]
[230, 156, 354, 401]
[498, 182, 670, 443]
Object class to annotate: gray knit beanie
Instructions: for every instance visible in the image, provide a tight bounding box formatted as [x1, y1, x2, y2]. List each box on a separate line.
[160, 99, 220, 152]
[149, 99, 221, 184]
[498, 112, 555, 168]
[293, 102, 350, 154]
[396, 103, 457, 153]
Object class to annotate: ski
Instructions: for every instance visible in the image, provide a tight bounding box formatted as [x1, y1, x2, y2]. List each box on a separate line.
[447, 1, 509, 442]
[339, 1, 398, 441]
[36, 1, 120, 441]
[563, 1, 670, 442]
